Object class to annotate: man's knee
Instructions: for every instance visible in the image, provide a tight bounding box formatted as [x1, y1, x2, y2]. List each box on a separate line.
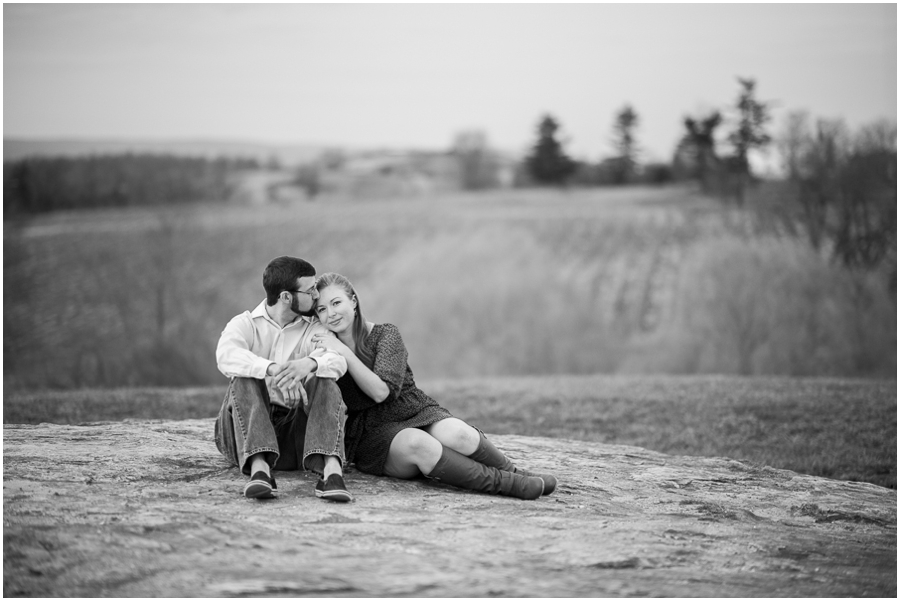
[305, 377, 344, 407]
[230, 377, 266, 400]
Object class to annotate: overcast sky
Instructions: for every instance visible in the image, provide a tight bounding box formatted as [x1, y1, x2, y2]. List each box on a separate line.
[4, 3, 897, 161]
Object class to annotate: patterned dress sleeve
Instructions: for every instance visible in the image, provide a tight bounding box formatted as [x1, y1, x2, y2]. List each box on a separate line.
[372, 324, 408, 403]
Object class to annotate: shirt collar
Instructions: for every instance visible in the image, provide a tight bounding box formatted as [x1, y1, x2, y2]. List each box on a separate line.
[251, 300, 312, 328]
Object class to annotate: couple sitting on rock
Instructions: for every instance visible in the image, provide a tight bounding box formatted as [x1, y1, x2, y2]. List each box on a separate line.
[215, 255, 557, 503]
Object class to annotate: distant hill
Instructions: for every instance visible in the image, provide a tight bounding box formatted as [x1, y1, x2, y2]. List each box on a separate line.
[3, 138, 329, 167]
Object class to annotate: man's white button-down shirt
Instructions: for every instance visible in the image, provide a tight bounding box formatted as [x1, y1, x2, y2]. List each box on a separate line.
[216, 300, 348, 408]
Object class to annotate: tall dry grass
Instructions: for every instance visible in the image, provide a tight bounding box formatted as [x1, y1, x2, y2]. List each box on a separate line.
[631, 235, 896, 376]
[3, 186, 895, 391]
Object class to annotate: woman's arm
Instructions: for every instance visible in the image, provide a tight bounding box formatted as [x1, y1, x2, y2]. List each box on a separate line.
[312, 332, 390, 403]
[343, 351, 390, 403]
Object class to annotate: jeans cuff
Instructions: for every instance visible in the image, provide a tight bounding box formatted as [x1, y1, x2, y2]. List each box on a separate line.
[303, 448, 345, 474]
[242, 446, 279, 475]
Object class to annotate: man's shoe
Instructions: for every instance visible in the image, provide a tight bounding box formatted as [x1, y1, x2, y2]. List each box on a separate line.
[244, 471, 277, 499]
[315, 473, 353, 503]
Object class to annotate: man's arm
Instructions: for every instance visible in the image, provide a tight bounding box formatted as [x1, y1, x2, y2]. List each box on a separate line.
[300, 322, 348, 379]
[306, 348, 348, 379]
[270, 347, 347, 390]
[216, 313, 273, 379]
[271, 356, 317, 387]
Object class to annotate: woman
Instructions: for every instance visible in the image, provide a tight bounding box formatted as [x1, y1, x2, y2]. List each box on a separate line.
[311, 272, 557, 501]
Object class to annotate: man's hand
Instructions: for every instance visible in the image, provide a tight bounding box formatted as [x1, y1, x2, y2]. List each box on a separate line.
[270, 359, 314, 408]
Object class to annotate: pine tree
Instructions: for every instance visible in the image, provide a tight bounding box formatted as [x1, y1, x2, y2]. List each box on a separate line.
[525, 114, 576, 186]
[611, 104, 640, 184]
[728, 78, 772, 174]
[675, 111, 722, 193]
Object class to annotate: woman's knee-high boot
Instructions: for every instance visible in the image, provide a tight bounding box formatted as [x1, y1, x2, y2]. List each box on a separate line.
[427, 446, 544, 500]
[467, 430, 557, 495]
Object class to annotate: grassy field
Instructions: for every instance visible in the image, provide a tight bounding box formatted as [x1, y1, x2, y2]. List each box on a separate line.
[4, 375, 895, 490]
[3, 185, 895, 392]
[4, 186, 895, 490]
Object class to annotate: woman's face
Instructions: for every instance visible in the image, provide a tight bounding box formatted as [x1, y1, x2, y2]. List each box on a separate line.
[315, 285, 357, 335]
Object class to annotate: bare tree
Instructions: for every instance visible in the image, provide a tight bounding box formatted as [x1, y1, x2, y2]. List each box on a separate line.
[777, 114, 896, 272]
[778, 114, 848, 250]
[778, 110, 811, 180]
[452, 130, 499, 190]
[834, 119, 897, 269]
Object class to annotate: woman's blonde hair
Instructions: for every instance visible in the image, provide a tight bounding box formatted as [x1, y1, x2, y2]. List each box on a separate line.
[315, 273, 375, 368]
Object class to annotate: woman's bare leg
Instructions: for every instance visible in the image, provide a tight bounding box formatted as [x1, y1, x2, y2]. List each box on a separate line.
[424, 418, 480, 456]
[383, 428, 443, 479]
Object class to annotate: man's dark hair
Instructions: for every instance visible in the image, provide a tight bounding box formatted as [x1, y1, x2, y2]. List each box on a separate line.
[263, 256, 316, 306]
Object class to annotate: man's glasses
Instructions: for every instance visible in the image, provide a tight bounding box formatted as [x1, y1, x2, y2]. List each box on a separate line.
[288, 286, 317, 297]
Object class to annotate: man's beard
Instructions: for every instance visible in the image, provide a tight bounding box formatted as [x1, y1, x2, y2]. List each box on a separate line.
[290, 294, 317, 318]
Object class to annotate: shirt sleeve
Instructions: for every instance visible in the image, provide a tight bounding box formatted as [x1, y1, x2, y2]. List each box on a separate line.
[300, 321, 348, 379]
[215, 313, 272, 379]
[373, 324, 408, 402]
[308, 348, 348, 379]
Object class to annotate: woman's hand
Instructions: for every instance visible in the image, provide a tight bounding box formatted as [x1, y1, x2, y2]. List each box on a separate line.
[312, 332, 351, 358]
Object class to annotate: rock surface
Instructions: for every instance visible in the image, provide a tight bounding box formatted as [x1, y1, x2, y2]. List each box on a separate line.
[3, 419, 896, 597]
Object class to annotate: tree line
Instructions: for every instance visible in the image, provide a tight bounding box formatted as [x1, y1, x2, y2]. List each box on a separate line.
[495, 77, 895, 275]
[5, 76, 893, 277]
[3, 154, 259, 215]
[511, 78, 773, 191]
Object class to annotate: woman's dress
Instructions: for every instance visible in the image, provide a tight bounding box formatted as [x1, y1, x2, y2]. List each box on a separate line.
[337, 323, 452, 475]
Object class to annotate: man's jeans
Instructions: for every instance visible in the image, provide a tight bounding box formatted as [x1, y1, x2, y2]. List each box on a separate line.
[214, 376, 347, 476]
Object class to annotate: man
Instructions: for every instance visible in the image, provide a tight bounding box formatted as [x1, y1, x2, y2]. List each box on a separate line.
[214, 255, 352, 502]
